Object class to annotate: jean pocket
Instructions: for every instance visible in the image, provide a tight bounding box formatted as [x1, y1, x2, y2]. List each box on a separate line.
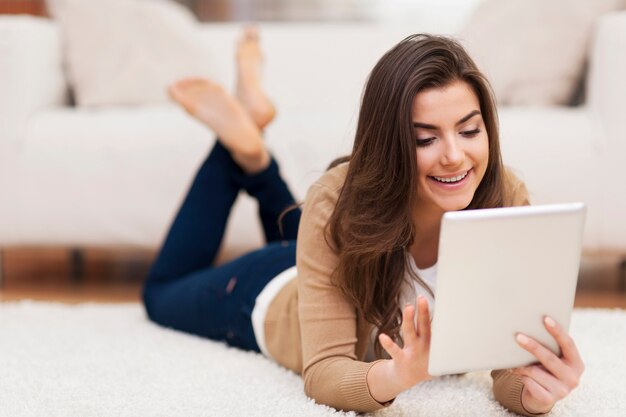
[202, 259, 246, 299]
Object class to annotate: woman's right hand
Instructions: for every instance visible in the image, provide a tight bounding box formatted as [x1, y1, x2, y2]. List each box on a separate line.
[379, 295, 433, 390]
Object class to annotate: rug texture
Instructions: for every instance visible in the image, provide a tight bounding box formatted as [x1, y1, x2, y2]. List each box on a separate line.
[0, 302, 624, 417]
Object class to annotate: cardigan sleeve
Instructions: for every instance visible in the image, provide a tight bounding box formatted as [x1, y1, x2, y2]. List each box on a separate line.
[491, 369, 552, 416]
[296, 180, 395, 413]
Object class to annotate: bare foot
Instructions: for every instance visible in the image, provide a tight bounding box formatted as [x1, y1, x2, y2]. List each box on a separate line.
[236, 26, 276, 129]
[168, 78, 270, 174]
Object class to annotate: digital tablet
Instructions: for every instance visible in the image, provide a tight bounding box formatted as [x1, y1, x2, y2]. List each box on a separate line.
[428, 203, 586, 376]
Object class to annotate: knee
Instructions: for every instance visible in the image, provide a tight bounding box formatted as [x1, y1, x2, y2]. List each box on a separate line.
[141, 282, 159, 323]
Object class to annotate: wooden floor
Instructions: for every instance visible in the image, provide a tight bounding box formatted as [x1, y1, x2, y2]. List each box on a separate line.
[0, 248, 152, 304]
[0, 248, 625, 308]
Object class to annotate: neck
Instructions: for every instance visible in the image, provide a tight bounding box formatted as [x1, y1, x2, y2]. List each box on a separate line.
[410, 206, 444, 269]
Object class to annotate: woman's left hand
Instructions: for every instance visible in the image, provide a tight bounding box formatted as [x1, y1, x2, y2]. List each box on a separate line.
[512, 316, 585, 414]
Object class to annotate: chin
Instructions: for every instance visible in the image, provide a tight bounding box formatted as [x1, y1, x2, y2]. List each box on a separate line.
[436, 196, 474, 212]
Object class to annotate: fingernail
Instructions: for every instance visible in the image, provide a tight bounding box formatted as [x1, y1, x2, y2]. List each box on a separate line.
[516, 333, 529, 345]
[545, 316, 556, 328]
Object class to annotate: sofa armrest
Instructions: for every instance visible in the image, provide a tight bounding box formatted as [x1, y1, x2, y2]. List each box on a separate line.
[0, 16, 69, 146]
[587, 11, 626, 249]
[587, 11, 626, 152]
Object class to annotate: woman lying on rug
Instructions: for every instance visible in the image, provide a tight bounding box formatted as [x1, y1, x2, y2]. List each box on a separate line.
[142, 27, 584, 416]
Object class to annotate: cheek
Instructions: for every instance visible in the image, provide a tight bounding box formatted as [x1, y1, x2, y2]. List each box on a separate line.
[481, 136, 490, 159]
[473, 137, 490, 185]
[415, 149, 435, 180]
[474, 135, 490, 166]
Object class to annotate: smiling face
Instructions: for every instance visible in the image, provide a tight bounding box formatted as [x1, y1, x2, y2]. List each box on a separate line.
[412, 80, 489, 217]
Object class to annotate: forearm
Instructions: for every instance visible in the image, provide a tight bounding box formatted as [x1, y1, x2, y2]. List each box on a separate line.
[366, 359, 409, 404]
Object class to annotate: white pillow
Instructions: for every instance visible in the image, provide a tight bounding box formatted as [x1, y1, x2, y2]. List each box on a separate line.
[458, 0, 625, 105]
[47, 0, 213, 106]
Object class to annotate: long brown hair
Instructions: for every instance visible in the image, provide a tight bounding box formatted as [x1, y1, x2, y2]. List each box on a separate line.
[326, 34, 506, 359]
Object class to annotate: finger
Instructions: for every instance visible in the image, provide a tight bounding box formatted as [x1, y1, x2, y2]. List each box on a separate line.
[515, 366, 571, 400]
[379, 333, 401, 360]
[402, 303, 418, 345]
[544, 316, 584, 372]
[416, 296, 431, 343]
[516, 333, 574, 382]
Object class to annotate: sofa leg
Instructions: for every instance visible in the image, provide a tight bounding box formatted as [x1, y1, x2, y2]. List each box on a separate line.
[0, 249, 4, 289]
[619, 258, 626, 292]
[70, 248, 85, 283]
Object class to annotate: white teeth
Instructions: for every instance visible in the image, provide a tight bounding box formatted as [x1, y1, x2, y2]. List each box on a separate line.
[432, 171, 468, 183]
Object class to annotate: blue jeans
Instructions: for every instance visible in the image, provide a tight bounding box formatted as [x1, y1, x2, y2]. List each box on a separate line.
[142, 142, 300, 352]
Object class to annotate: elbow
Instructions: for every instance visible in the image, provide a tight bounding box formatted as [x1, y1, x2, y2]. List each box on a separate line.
[302, 383, 348, 413]
[301, 364, 392, 413]
[302, 368, 340, 410]
[302, 370, 323, 404]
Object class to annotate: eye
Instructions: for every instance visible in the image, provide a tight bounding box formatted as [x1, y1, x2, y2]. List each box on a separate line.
[416, 138, 435, 147]
[461, 129, 481, 138]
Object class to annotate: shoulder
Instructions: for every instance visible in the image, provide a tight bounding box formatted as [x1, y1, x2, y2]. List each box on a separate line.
[299, 162, 349, 241]
[312, 161, 349, 193]
[502, 167, 531, 207]
[302, 161, 349, 207]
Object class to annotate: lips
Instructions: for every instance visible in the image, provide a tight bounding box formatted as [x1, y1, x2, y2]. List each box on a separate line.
[430, 169, 471, 184]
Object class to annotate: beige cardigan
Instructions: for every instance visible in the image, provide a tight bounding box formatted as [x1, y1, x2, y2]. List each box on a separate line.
[262, 163, 545, 416]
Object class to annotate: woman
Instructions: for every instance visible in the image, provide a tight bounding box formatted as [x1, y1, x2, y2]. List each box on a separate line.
[142, 28, 584, 416]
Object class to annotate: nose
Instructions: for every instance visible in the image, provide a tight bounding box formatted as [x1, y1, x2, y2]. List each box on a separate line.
[442, 136, 465, 167]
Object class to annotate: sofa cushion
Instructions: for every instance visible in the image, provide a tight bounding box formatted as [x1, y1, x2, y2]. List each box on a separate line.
[458, 0, 625, 105]
[47, 0, 213, 106]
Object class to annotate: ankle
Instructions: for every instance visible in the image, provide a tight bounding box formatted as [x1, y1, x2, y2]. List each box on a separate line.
[234, 148, 271, 175]
[252, 105, 276, 130]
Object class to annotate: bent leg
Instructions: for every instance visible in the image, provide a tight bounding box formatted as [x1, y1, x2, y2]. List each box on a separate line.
[167, 75, 297, 242]
[233, 157, 301, 243]
[147, 141, 243, 284]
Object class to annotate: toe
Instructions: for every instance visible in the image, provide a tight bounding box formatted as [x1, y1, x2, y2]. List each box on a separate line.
[167, 83, 182, 101]
[244, 25, 259, 39]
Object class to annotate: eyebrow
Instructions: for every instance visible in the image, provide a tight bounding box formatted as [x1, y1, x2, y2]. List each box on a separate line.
[413, 110, 481, 130]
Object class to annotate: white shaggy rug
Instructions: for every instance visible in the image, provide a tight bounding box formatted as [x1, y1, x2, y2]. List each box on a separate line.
[0, 302, 624, 417]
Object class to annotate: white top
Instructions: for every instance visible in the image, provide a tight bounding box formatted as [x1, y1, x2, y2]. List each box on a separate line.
[251, 265, 298, 359]
[252, 253, 437, 362]
[401, 255, 437, 312]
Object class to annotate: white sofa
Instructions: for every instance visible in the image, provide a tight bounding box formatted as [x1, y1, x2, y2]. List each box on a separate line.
[0, 13, 625, 273]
